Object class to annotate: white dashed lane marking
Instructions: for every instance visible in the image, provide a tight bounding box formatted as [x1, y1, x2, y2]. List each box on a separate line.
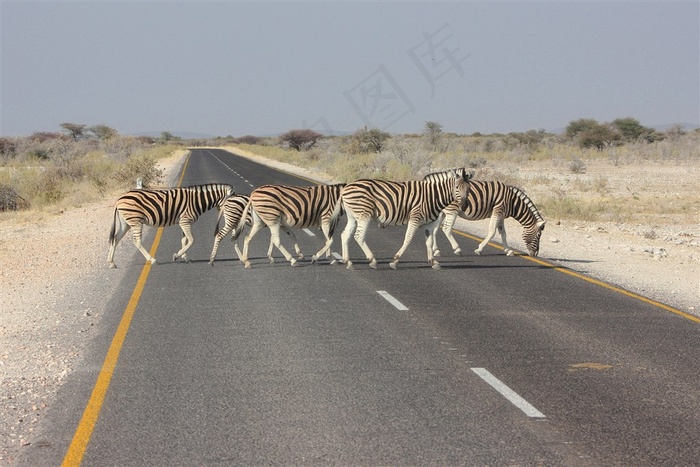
[377, 291, 409, 311]
[471, 368, 546, 418]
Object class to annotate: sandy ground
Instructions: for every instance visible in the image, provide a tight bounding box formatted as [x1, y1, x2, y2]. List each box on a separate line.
[1, 148, 698, 464]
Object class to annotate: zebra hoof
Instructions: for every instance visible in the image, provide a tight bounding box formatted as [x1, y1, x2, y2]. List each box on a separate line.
[209, 260, 215, 267]
[346, 261, 354, 270]
[330, 259, 337, 266]
[389, 261, 398, 270]
[149, 258, 157, 265]
[454, 248, 462, 256]
[244, 261, 252, 269]
[474, 249, 483, 256]
[108, 262, 117, 269]
[310, 255, 318, 264]
[290, 259, 299, 267]
[369, 259, 378, 269]
[431, 262, 441, 270]
[269, 257, 275, 264]
[505, 250, 515, 257]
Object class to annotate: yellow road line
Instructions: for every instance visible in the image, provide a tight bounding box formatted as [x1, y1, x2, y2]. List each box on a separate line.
[452, 230, 700, 324]
[61, 234, 163, 466]
[62, 153, 191, 466]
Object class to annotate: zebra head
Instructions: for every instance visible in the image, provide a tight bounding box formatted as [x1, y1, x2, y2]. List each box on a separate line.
[524, 220, 546, 257]
[455, 168, 474, 212]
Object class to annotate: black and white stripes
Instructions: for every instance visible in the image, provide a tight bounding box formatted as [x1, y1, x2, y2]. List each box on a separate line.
[239, 183, 346, 268]
[107, 183, 233, 268]
[337, 168, 472, 270]
[435, 180, 546, 257]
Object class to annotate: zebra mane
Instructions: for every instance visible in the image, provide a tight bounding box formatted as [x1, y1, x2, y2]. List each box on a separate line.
[509, 185, 545, 223]
[422, 168, 473, 182]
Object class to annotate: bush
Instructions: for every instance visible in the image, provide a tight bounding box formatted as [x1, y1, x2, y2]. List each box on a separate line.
[114, 151, 164, 188]
[279, 129, 324, 151]
[345, 127, 391, 154]
[0, 184, 30, 211]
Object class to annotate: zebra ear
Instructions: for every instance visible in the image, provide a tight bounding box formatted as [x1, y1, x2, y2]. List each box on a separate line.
[459, 168, 474, 181]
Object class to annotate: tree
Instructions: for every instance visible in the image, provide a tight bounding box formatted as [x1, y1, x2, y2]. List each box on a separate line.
[279, 129, 323, 151]
[60, 122, 86, 141]
[88, 124, 118, 140]
[577, 124, 621, 150]
[347, 127, 391, 153]
[611, 117, 657, 142]
[565, 118, 621, 149]
[564, 118, 600, 140]
[423, 121, 443, 150]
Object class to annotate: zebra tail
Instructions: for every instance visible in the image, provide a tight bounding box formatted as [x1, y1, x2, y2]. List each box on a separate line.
[328, 195, 344, 237]
[213, 204, 226, 238]
[109, 208, 119, 244]
[233, 199, 252, 241]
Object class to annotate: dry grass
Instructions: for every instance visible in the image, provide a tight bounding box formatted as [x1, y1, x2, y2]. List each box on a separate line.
[231, 131, 700, 228]
[0, 143, 180, 217]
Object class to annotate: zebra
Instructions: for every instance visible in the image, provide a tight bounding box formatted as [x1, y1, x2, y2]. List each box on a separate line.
[336, 168, 472, 270]
[239, 183, 346, 268]
[208, 193, 297, 265]
[107, 183, 234, 268]
[430, 179, 546, 257]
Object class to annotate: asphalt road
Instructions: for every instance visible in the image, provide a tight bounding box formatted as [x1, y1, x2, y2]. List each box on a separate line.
[22, 149, 700, 466]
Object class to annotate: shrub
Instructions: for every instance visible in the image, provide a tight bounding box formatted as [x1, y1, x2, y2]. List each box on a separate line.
[114, 151, 164, 188]
[569, 158, 587, 174]
[279, 129, 324, 151]
[0, 184, 30, 211]
[345, 127, 391, 154]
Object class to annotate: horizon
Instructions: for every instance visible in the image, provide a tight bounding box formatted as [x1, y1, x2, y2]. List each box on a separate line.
[2, 2, 698, 138]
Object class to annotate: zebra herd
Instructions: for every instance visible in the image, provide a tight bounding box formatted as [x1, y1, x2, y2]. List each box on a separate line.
[107, 168, 546, 270]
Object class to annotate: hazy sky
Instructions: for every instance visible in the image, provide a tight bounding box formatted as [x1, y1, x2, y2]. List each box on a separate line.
[2, 1, 698, 137]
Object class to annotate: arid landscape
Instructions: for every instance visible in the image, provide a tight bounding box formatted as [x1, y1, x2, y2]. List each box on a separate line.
[1, 146, 698, 464]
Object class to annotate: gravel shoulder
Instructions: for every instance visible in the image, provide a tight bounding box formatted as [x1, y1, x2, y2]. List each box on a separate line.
[1, 148, 698, 464]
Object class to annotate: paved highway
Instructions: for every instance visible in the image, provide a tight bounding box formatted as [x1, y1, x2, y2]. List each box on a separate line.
[22, 149, 700, 466]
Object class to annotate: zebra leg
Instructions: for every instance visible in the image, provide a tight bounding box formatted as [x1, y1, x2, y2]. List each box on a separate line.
[353, 217, 377, 269]
[475, 214, 501, 255]
[389, 221, 419, 270]
[441, 211, 462, 255]
[498, 220, 514, 256]
[130, 224, 157, 265]
[268, 223, 298, 266]
[282, 227, 303, 260]
[424, 219, 443, 269]
[241, 217, 266, 269]
[173, 222, 194, 262]
[209, 216, 235, 266]
[340, 212, 357, 269]
[266, 240, 275, 263]
[311, 221, 335, 264]
[209, 229, 229, 266]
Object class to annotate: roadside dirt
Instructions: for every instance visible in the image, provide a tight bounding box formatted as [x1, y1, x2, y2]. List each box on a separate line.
[1, 148, 697, 464]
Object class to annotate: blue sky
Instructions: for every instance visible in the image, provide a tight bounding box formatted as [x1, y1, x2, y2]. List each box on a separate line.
[2, 1, 698, 137]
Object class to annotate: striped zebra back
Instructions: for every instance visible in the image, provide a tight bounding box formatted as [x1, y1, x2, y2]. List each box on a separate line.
[216, 193, 252, 237]
[342, 170, 468, 226]
[116, 183, 234, 227]
[249, 183, 345, 229]
[458, 181, 544, 227]
[441, 180, 546, 255]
